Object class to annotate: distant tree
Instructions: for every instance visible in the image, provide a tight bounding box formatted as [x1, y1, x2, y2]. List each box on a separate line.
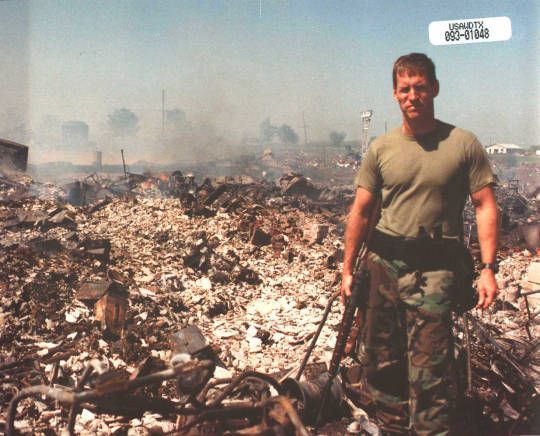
[107, 108, 139, 137]
[278, 124, 299, 144]
[259, 118, 299, 144]
[259, 118, 278, 143]
[166, 108, 192, 131]
[329, 131, 346, 147]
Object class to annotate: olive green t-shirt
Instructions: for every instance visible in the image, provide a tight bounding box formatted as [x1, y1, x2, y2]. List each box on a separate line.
[354, 120, 495, 239]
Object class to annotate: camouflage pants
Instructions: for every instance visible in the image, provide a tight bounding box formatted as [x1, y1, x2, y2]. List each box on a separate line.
[361, 252, 456, 436]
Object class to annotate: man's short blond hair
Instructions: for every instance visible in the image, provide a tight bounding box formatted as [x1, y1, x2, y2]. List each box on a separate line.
[392, 53, 437, 88]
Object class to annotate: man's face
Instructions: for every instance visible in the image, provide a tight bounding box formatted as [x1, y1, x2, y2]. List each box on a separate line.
[393, 71, 439, 122]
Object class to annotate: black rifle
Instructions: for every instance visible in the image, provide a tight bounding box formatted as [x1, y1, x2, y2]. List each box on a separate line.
[315, 264, 370, 424]
[313, 196, 382, 424]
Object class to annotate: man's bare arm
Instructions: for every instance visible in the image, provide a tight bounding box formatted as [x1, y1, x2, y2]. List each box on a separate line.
[341, 187, 376, 304]
[470, 185, 499, 309]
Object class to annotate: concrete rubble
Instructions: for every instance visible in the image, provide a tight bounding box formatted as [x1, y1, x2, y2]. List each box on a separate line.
[0, 165, 539, 435]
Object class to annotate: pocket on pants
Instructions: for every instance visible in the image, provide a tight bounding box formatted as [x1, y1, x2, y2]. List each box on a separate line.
[405, 269, 454, 369]
[401, 269, 454, 316]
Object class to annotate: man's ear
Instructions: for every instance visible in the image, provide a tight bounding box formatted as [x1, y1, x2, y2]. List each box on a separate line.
[392, 87, 398, 101]
[433, 80, 440, 97]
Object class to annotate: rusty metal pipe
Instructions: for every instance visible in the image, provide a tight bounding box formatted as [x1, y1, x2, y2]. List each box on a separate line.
[177, 402, 264, 434]
[295, 290, 340, 380]
[67, 365, 95, 435]
[207, 371, 283, 408]
[7, 386, 76, 436]
[271, 396, 311, 436]
[8, 359, 216, 435]
[282, 373, 344, 425]
[125, 359, 214, 392]
[196, 377, 233, 403]
[179, 397, 308, 435]
[523, 294, 534, 341]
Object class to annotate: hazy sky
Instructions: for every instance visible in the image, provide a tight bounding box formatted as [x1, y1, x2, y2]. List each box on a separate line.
[0, 0, 538, 159]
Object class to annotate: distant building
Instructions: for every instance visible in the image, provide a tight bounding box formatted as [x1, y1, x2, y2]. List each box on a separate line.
[62, 121, 89, 147]
[485, 143, 524, 155]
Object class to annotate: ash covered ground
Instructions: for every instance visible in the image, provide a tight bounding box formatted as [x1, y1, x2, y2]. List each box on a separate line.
[1, 151, 539, 435]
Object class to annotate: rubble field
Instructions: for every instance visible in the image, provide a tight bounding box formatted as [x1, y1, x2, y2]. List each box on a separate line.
[1, 168, 539, 435]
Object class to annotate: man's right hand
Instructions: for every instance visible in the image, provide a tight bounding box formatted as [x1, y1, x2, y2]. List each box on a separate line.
[341, 273, 354, 305]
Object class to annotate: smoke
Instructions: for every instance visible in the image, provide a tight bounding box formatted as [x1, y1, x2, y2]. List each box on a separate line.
[0, 109, 29, 144]
[329, 131, 346, 147]
[0, 2, 30, 145]
[259, 118, 299, 144]
[107, 108, 139, 138]
[166, 109, 192, 132]
[259, 118, 277, 143]
[278, 124, 299, 144]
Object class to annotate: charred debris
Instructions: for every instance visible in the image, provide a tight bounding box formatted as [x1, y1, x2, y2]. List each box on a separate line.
[0, 161, 539, 435]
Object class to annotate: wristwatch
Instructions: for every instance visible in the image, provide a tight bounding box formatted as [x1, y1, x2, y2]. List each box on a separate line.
[481, 262, 499, 273]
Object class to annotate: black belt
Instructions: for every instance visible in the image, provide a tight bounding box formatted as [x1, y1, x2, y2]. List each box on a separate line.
[368, 229, 461, 271]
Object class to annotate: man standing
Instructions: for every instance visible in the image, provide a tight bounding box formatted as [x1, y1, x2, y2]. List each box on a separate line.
[341, 53, 498, 435]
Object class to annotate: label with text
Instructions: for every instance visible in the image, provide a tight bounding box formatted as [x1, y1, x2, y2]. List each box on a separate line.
[429, 17, 511, 46]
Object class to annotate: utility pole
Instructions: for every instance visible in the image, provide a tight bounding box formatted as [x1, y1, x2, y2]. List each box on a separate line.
[121, 149, 128, 179]
[360, 110, 373, 158]
[162, 89, 166, 133]
[302, 112, 308, 146]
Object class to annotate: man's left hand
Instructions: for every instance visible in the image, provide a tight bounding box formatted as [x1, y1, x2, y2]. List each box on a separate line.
[475, 269, 498, 309]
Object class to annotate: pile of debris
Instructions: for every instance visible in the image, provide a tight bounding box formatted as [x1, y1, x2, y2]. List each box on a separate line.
[1, 169, 539, 434]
